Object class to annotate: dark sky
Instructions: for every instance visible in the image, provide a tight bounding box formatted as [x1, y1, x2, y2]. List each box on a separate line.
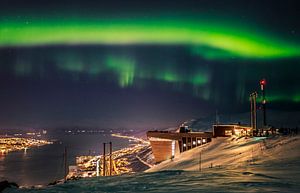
[0, 0, 299, 129]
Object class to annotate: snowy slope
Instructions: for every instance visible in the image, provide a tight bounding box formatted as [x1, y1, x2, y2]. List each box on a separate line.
[4, 135, 300, 193]
[147, 135, 300, 172]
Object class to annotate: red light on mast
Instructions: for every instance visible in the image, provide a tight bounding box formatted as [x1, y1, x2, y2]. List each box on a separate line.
[260, 79, 266, 91]
[260, 79, 266, 86]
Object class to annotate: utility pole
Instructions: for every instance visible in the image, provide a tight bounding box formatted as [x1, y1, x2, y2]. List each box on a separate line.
[250, 92, 257, 136]
[103, 143, 106, 176]
[254, 93, 257, 134]
[109, 142, 112, 176]
[250, 94, 253, 129]
[64, 147, 68, 181]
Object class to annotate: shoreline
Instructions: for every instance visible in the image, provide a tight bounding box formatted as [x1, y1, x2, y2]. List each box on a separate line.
[67, 133, 153, 179]
[0, 137, 53, 154]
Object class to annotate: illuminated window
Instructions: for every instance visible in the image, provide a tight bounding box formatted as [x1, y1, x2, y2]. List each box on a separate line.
[197, 140, 201, 144]
[234, 129, 241, 136]
[202, 139, 206, 143]
[171, 140, 175, 157]
[225, 130, 232, 135]
[183, 143, 186, 147]
[192, 141, 196, 145]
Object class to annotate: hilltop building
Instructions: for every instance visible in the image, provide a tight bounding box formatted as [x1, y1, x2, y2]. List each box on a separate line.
[147, 124, 253, 163]
[213, 124, 252, 137]
[147, 126, 213, 163]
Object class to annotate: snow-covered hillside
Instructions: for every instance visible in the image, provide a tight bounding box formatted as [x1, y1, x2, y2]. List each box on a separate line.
[147, 135, 300, 172]
[4, 135, 300, 193]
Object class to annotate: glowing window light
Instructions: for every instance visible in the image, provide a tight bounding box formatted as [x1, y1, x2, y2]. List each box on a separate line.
[171, 140, 175, 158]
[197, 140, 201, 144]
[192, 141, 196, 145]
[225, 130, 232, 135]
[202, 139, 206, 143]
[183, 143, 186, 147]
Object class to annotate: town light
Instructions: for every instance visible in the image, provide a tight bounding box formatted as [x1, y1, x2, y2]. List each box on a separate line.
[96, 159, 100, 177]
[234, 129, 241, 136]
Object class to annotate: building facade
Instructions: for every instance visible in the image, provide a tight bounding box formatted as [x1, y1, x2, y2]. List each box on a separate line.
[147, 129, 213, 163]
[213, 124, 252, 137]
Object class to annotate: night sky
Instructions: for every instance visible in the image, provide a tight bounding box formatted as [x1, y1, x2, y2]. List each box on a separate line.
[0, 0, 300, 129]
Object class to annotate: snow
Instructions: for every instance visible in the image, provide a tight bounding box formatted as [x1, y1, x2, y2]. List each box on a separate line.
[147, 135, 300, 172]
[4, 135, 300, 193]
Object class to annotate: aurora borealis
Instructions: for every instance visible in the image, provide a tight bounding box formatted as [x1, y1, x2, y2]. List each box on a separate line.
[0, 0, 300, 128]
[1, 18, 300, 59]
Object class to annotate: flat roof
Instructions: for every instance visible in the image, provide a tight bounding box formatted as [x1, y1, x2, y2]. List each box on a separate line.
[147, 131, 213, 140]
[213, 124, 252, 129]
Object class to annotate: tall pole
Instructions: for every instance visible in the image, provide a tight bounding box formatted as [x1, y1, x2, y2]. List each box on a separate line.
[109, 142, 112, 176]
[253, 92, 257, 132]
[103, 143, 106, 176]
[250, 94, 253, 129]
[250, 92, 257, 136]
[260, 79, 267, 127]
[64, 146, 67, 181]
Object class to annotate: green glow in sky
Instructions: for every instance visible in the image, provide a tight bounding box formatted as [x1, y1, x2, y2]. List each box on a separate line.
[2, 16, 299, 105]
[1, 18, 300, 59]
[257, 94, 300, 103]
[106, 56, 136, 87]
[52, 54, 209, 88]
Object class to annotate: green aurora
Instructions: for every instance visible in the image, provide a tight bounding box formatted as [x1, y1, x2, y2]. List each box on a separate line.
[10, 48, 300, 104]
[1, 17, 300, 59]
[1, 15, 300, 105]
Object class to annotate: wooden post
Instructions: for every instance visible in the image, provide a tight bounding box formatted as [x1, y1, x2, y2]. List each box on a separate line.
[199, 150, 202, 172]
[103, 143, 106, 176]
[250, 94, 253, 129]
[64, 147, 67, 181]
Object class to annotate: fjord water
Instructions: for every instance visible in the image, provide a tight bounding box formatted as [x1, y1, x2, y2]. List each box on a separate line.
[0, 132, 130, 186]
